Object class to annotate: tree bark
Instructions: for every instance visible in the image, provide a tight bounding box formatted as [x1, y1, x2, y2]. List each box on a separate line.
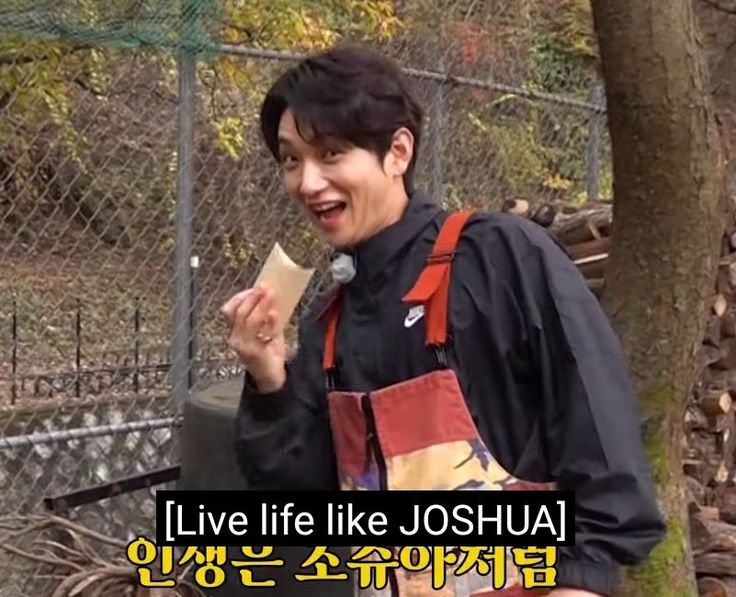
[588, 1, 727, 595]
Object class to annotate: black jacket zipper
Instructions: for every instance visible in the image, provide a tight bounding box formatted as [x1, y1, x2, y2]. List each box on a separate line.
[361, 393, 398, 596]
[361, 392, 387, 490]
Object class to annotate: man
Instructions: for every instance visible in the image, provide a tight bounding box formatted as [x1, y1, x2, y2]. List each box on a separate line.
[221, 46, 665, 596]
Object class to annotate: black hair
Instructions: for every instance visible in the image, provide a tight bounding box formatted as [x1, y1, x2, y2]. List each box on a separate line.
[259, 45, 424, 193]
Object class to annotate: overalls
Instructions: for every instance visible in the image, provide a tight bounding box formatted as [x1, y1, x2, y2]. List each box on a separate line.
[320, 211, 555, 597]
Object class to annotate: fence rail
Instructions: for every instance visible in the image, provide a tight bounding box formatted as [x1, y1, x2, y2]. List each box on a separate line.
[3, 293, 241, 403]
[212, 42, 608, 113]
[3, 357, 242, 402]
[0, 416, 182, 450]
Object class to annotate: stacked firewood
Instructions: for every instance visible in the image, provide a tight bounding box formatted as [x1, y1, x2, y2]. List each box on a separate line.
[688, 226, 736, 595]
[501, 198, 612, 296]
[502, 198, 736, 596]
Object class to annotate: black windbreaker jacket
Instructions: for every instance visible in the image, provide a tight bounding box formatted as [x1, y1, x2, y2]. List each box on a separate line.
[234, 190, 666, 595]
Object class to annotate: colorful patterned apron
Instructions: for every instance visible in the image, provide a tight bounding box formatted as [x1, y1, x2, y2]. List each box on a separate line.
[320, 211, 555, 597]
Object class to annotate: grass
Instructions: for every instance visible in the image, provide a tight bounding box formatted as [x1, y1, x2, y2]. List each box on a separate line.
[0, 250, 242, 406]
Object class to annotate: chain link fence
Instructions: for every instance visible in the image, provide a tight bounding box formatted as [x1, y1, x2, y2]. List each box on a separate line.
[0, 1, 610, 594]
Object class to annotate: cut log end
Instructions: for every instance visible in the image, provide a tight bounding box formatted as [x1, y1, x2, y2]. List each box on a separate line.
[501, 199, 530, 217]
[714, 460, 730, 485]
[701, 391, 734, 417]
[712, 294, 728, 317]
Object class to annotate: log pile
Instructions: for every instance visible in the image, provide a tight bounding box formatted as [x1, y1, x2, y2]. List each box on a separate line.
[501, 199, 612, 297]
[687, 218, 736, 594]
[502, 198, 736, 595]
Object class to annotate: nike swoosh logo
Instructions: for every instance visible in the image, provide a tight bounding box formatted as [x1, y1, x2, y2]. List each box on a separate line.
[404, 306, 425, 328]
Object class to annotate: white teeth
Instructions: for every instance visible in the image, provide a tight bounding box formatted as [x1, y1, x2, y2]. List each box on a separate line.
[313, 201, 343, 213]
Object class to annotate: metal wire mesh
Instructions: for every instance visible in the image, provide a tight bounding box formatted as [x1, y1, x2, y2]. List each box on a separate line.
[0, 1, 610, 595]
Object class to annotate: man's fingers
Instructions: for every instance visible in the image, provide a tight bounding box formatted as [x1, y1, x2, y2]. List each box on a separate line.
[221, 288, 260, 322]
[233, 288, 273, 333]
[221, 281, 276, 321]
[223, 286, 284, 363]
[254, 308, 280, 341]
[220, 289, 251, 321]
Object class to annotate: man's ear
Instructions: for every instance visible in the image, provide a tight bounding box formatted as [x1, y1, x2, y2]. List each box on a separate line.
[385, 127, 414, 177]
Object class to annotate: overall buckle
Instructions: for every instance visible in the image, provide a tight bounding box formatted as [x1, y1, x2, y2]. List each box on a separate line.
[426, 250, 454, 265]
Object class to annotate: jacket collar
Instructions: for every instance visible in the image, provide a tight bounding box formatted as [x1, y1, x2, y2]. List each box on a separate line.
[339, 189, 443, 286]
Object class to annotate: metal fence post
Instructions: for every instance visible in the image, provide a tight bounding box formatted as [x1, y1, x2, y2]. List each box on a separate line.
[188, 254, 200, 390]
[75, 298, 82, 398]
[171, 0, 198, 408]
[11, 297, 17, 405]
[134, 297, 141, 395]
[586, 82, 604, 202]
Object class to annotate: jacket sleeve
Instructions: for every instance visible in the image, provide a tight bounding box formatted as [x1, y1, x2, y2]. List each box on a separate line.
[510, 218, 666, 595]
[233, 314, 339, 491]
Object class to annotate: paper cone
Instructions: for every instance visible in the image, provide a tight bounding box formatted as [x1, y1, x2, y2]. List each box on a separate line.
[254, 243, 315, 326]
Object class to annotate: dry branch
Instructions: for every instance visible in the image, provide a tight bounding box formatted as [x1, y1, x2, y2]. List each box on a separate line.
[0, 514, 205, 597]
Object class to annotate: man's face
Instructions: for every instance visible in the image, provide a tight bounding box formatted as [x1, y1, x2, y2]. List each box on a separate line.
[277, 108, 408, 249]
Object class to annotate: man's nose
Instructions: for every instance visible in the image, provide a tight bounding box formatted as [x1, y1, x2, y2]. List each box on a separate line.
[298, 161, 328, 198]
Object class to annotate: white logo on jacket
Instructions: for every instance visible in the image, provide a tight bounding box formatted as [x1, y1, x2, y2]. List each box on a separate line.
[404, 305, 425, 328]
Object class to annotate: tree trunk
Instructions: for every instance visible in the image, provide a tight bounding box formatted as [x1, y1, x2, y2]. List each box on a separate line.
[589, 1, 727, 595]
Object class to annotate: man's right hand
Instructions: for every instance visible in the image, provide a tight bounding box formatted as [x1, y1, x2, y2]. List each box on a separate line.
[221, 285, 287, 393]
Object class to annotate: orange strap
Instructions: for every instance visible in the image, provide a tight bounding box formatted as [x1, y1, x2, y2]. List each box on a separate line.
[402, 210, 475, 346]
[322, 210, 475, 371]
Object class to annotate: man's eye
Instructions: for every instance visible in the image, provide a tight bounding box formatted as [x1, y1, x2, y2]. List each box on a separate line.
[281, 155, 298, 167]
[324, 149, 342, 160]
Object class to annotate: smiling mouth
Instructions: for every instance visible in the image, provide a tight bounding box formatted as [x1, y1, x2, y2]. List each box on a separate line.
[310, 201, 347, 222]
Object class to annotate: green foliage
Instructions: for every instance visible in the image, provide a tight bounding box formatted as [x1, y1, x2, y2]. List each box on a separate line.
[213, 115, 246, 159]
[485, 0, 604, 204]
[0, 0, 221, 50]
[0, 0, 403, 278]
[221, 0, 401, 48]
[531, 31, 592, 96]
[0, 36, 89, 194]
[625, 516, 695, 597]
[222, 236, 257, 268]
[545, 0, 598, 61]
[406, 1, 605, 208]
[454, 88, 601, 205]
[468, 111, 547, 196]
[209, 0, 402, 159]
[526, 3, 601, 201]
[0, 0, 610, 286]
